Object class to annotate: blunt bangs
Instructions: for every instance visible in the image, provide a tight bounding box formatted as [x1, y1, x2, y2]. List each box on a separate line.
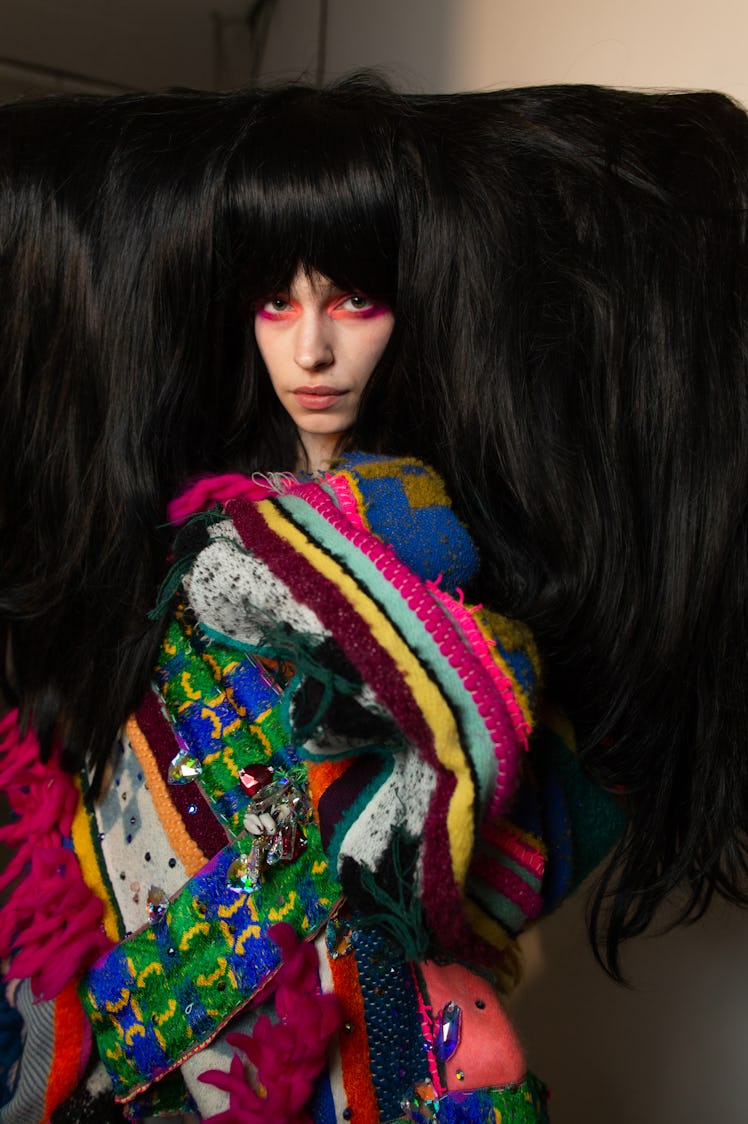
[225, 83, 401, 308]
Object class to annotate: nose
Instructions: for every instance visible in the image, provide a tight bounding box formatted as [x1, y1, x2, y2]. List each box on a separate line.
[294, 310, 334, 371]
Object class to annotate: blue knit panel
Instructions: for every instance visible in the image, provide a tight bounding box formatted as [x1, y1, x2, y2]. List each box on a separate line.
[351, 926, 426, 1120]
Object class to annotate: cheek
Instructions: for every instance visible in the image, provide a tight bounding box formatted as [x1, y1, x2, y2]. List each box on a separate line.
[359, 313, 395, 372]
[254, 316, 283, 374]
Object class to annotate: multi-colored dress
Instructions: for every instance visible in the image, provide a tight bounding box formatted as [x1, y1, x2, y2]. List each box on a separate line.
[0, 455, 623, 1124]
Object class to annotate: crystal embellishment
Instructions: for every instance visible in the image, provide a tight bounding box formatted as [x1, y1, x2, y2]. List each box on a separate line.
[400, 1080, 440, 1123]
[147, 886, 168, 924]
[434, 1001, 462, 1062]
[167, 747, 202, 784]
[326, 915, 354, 959]
[238, 764, 274, 796]
[227, 775, 311, 892]
[227, 842, 264, 894]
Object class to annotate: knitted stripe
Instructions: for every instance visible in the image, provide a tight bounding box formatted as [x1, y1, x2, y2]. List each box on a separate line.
[478, 820, 546, 880]
[125, 715, 210, 879]
[465, 878, 529, 936]
[478, 610, 539, 738]
[429, 587, 536, 764]
[281, 486, 525, 822]
[42, 980, 89, 1121]
[229, 498, 476, 955]
[134, 687, 226, 860]
[470, 853, 543, 920]
[325, 472, 369, 531]
[350, 927, 426, 1120]
[324, 943, 379, 1124]
[70, 778, 124, 942]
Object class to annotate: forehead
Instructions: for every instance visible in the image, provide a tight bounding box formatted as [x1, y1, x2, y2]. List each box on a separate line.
[286, 268, 342, 300]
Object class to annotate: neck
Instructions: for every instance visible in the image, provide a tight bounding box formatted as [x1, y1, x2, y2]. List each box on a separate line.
[297, 432, 344, 474]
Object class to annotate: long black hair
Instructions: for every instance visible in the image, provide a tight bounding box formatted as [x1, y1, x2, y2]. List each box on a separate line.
[219, 76, 407, 470]
[0, 79, 411, 787]
[395, 84, 748, 974]
[1, 78, 745, 974]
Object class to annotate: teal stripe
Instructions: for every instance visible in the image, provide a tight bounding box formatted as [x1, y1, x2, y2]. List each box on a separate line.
[466, 874, 528, 933]
[275, 494, 500, 806]
[474, 842, 543, 892]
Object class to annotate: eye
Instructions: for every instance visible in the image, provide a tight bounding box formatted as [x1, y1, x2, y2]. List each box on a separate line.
[338, 293, 374, 312]
[256, 294, 294, 318]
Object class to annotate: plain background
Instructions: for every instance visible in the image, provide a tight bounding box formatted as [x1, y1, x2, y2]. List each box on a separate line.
[0, 3, 746, 1121]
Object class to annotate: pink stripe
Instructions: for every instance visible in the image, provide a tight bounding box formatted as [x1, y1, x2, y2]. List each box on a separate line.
[429, 586, 531, 745]
[286, 485, 521, 815]
[478, 821, 546, 880]
[411, 963, 445, 1095]
[325, 473, 369, 531]
[227, 496, 474, 956]
[470, 854, 543, 920]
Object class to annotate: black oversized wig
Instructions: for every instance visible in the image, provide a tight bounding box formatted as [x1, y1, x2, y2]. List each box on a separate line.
[0, 78, 410, 782]
[0, 78, 746, 974]
[394, 84, 748, 974]
[219, 77, 406, 470]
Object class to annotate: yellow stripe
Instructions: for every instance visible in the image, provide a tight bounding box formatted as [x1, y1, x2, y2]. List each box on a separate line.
[463, 898, 522, 992]
[335, 470, 371, 529]
[260, 500, 476, 884]
[71, 779, 122, 942]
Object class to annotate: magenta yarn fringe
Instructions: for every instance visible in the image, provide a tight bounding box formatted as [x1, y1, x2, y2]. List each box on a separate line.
[200, 923, 340, 1124]
[0, 709, 112, 999]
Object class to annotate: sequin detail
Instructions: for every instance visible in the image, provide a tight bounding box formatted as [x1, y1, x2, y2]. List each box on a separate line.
[434, 1001, 462, 1062]
[147, 886, 168, 924]
[167, 747, 203, 784]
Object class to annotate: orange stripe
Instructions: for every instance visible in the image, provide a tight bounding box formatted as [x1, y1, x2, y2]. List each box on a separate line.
[125, 715, 208, 877]
[328, 945, 380, 1124]
[306, 756, 352, 812]
[42, 980, 87, 1121]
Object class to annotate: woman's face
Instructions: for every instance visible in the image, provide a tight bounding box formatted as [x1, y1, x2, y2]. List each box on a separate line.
[254, 267, 394, 470]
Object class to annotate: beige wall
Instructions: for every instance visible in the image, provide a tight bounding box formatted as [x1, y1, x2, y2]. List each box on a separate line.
[445, 0, 747, 104]
[257, 0, 452, 90]
[506, 879, 748, 1123]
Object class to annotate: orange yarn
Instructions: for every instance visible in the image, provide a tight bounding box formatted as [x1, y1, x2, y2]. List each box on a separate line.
[125, 715, 208, 877]
[42, 979, 88, 1122]
[327, 943, 380, 1124]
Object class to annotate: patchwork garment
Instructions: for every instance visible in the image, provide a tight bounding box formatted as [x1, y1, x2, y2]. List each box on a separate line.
[0, 455, 625, 1123]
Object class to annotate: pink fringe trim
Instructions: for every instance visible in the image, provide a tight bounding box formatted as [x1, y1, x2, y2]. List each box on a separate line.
[0, 710, 112, 1000]
[200, 923, 340, 1124]
[168, 472, 295, 526]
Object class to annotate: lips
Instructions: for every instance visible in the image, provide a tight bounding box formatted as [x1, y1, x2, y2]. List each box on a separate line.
[293, 386, 348, 410]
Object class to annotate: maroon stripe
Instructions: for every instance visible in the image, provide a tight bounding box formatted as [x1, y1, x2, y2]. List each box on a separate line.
[227, 497, 474, 952]
[135, 689, 228, 858]
[228, 497, 433, 767]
